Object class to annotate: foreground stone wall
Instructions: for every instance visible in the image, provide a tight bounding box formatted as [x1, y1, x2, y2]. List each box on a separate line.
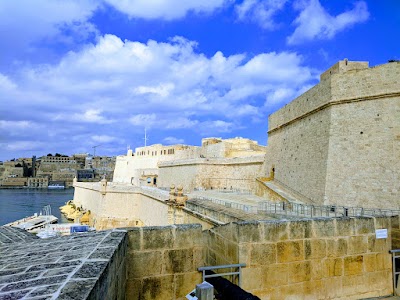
[207, 217, 393, 299]
[125, 224, 205, 300]
[0, 228, 127, 300]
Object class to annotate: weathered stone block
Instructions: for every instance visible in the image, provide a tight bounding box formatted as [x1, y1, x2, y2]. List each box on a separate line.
[250, 243, 276, 266]
[355, 217, 375, 235]
[127, 229, 142, 251]
[288, 261, 311, 283]
[305, 239, 326, 259]
[174, 272, 202, 299]
[277, 241, 304, 263]
[347, 236, 368, 254]
[289, 220, 312, 239]
[262, 221, 288, 242]
[128, 251, 163, 278]
[274, 282, 304, 299]
[212, 223, 237, 243]
[238, 244, 250, 266]
[193, 247, 206, 268]
[310, 259, 325, 280]
[241, 267, 262, 291]
[323, 277, 342, 299]
[368, 235, 389, 253]
[344, 255, 364, 276]
[164, 249, 193, 274]
[325, 257, 343, 277]
[261, 263, 288, 288]
[374, 217, 390, 229]
[326, 238, 348, 257]
[303, 280, 326, 300]
[142, 226, 174, 250]
[174, 224, 203, 248]
[225, 241, 239, 264]
[125, 278, 141, 300]
[341, 274, 365, 296]
[392, 216, 400, 229]
[237, 221, 261, 243]
[335, 218, 355, 236]
[363, 253, 377, 272]
[312, 219, 335, 238]
[141, 275, 174, 300]
[375, 253, 391, 271]
[366, 270, 392, 295]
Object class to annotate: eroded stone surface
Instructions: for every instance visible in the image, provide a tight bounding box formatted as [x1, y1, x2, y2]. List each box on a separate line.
[0, 226, 127, 300]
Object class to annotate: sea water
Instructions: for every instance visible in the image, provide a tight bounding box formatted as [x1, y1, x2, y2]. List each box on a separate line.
[0, 188, 75, 225]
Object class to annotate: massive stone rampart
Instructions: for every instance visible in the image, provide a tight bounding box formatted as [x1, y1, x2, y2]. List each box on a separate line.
[265, 61, 400, 208]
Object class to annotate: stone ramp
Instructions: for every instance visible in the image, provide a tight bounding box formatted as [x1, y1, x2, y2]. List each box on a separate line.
[261, 180, 313, 204]
[186, 198, 281, 223]
[0, 227, 127, 300]
[0, 226, 38, 245]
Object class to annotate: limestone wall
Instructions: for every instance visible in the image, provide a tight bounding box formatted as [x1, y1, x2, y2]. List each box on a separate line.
[73, 182, 169, 229]
[73, 182, 214, 230]
[158, 156, 265, 192]
[265, 61, 400, 208]
[125, 224, 205, 300]
[207, 217, 393, 299]
[325, 96, 400, 208]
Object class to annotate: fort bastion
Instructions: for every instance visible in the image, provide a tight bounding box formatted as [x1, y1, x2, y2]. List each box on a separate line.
[265, 60, 400, 209]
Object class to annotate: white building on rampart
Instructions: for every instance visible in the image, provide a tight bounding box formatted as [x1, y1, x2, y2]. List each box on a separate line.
[113, 137, 266, 191]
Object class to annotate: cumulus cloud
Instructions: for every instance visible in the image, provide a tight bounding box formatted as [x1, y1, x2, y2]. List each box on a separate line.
[235, 0, 288, 29]
[287, 0, 369, 45]
[91, 135, 117, 143]
[0, 0, 99, 62]
[103, 0, 229, 20]
[0, 34, 316, 159]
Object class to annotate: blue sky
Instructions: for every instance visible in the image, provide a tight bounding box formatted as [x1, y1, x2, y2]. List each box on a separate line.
[0, 0, 399, 161]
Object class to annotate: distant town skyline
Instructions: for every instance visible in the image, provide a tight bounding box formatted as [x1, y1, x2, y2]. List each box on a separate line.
[0, 0, 399, 161]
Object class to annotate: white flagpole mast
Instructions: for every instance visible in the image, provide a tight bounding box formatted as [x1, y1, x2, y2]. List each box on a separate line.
[144, 127, 149, 147]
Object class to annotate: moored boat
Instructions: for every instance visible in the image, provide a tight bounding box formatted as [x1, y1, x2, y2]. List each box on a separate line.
[4, 205, 58, 233]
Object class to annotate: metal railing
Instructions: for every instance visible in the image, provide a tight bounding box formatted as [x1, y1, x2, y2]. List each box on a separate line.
[258, 201, 400, 218]
[390, 249, 400, 295]
[190, 195, 400, 219]
[192, 196, 258, 214]
[198, 263, 246, 287]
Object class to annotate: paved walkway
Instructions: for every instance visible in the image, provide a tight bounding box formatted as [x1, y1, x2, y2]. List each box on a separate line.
[0, 226, 126, 299]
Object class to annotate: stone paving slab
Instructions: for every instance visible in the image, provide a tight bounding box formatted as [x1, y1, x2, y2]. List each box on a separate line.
[0, 227, 38, 245]
[0, 226, 126, 300]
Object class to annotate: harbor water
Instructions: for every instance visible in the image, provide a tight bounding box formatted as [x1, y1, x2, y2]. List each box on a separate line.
[0, 188, 74, 225]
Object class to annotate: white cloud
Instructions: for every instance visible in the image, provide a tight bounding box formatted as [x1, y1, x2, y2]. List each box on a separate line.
[0, 74, 17, 90]
[0, 1, 99, 55]
[103, 0, 230, 20]
[3, 141, 47, 152]
[163, 137, 185, 145]
[133, 83, 175, 97]
[287, 0, 369, 45]
[91, 135, 117, 143]
[235, 0, 288, 29]
[0, 34, 316, 160]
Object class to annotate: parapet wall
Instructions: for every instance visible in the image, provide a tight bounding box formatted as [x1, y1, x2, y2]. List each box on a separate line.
[207, 217, 393, 299]
[158, 156, 265, 192]
[125, 224, 206, 300]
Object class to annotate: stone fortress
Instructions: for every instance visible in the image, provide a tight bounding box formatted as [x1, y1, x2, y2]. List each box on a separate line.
[1, 60, 399, 300]
[264, 59, 399, 209]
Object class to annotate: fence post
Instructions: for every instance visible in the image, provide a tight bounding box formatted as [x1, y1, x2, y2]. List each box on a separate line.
[196, 281, 214, 300]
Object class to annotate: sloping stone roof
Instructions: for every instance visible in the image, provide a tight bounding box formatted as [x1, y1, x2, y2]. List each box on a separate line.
[0, 226, 126, 300]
